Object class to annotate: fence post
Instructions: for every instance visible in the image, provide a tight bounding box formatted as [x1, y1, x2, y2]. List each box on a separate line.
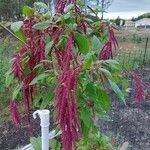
[143, 37, 148, 64]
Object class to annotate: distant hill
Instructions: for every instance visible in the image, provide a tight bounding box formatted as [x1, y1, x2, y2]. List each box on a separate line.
[132, 12, 150, 21]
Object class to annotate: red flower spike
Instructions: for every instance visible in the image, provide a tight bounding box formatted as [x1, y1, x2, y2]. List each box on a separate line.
[99, 41, 112, 60]
[132, 72, 145, 104]
[54, 33, 81, 150]
[9, 101, 21, 129]
[80, 21, 87, 33]
[11, 54, 23, 82]
[99, 25, 119, 60]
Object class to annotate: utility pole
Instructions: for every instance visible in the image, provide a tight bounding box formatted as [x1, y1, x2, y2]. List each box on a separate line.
[101, 0, 104, 20]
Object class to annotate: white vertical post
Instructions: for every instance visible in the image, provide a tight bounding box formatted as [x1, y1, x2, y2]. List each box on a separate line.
[33, 110, 50, 150]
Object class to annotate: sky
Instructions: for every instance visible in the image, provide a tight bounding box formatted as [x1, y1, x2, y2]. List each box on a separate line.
[103, 0, 150, 19]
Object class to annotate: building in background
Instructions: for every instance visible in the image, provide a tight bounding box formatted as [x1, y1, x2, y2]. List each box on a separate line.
[135, 18, 150, 29]
[124, 20, 135, 29]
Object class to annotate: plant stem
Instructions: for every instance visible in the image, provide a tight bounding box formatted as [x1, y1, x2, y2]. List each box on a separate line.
[0, 23, 26, 44]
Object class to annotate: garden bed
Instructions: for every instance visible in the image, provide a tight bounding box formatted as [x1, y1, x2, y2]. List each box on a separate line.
[0, 65, 150, 150]
[99, 64, 150, 150]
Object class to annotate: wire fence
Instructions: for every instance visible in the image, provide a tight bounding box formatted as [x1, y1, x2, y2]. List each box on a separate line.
[114, 30, 150, 69]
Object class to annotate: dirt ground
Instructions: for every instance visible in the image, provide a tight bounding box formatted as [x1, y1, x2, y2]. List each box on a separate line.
[0, 114, 40, 150]
[99, 64, 150, 150]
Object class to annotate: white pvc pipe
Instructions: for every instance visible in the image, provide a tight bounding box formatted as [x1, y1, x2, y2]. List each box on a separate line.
[33, 110, 50, 150]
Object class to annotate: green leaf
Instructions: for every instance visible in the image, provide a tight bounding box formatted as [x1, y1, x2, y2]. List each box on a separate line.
[68, 23, 77, 31]
[33, 93, 42, 108]
[23, 6, 35, 17]
[82, 53, 93, 70]
[75, 32, 90, 55]
[99, 68, 112, 78]
[85, 83, 97, 100]
[47, 76, 56, 83]
[29, 73, 49, 85]
[50, 139, 61, 150]
[80, 107, 91, 129]
[108, 79, 125, 103]
[96, 89, 110, 112]
[91, 35, 102, 51]
[5, 70, 13, 87]
[103, 59, 121, 71]
[64, 4, 74, 13]
[44, 11, 52, 19]
[103, 59, 119, 65]
[122, 79, 129, 93]
[33, 22, 50, 30]
[45, 34, 53, 54]
[81, 121, 90, 138]
[40, 90, 53, 109]
[30, 137, 41, 150]
[13, 84, 22, 99]
[45, 41, 53, 55]
[15, 31, 26, 43]
[11, 21, 23, 32]
[34, 2, 49, 10]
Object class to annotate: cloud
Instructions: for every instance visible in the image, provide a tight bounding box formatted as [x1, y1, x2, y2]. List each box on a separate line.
[104, 11, 148, 19]
[107, 0, 150, 12]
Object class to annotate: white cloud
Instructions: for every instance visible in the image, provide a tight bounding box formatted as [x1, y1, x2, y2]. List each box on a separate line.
[103, 0, 150, 19]
[107, 0, 150, 12]
[104, 11, 149, 19]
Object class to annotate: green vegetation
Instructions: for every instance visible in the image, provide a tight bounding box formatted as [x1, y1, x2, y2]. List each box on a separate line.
[0, 1, 149, 150]
[132, 12, 150, 21]
[0, 37, 16, 107]
[6, 1, 127, 149]
[0, 0, 40, 20]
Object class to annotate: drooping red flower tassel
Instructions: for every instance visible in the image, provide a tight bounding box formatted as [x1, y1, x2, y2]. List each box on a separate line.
[132, 72, 145, 104]
[99, 41, 112, 60]
[55, 68, 81, 150]
[11, 54, 23, 82]
[11, 17, 43, 130]
[54, 33, 81, 150]
[99, 25, 119, 60]
[9, 100, 21, 129]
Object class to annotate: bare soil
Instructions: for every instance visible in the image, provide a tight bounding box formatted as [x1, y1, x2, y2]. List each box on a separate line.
[0, 111, 53, 150]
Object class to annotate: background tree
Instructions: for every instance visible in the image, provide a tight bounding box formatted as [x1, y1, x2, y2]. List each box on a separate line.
[115, 16, 125, 27]
[115, 16, 121, 26]
[87, 0, 113, 19]
[0, 0, 16, 21]
[0, 0, 37, 21]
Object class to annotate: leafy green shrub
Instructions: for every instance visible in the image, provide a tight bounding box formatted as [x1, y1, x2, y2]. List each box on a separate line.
[7, 1, 132, 150]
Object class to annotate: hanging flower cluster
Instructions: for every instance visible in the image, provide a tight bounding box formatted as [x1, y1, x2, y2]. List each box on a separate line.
[54, 33, 81, 149]
[99, 26, 119, 60]
[11, 16, 47, 129]
[9, 100, 21, 129]
[132, 72, 145, 104]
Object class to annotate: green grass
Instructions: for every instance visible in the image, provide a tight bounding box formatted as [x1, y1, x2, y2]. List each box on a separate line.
[114, 48, 150, 70]
[0, 36, 16, 107]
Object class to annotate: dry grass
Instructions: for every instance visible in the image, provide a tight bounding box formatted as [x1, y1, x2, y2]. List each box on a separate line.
[113, 29, 150, 68]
